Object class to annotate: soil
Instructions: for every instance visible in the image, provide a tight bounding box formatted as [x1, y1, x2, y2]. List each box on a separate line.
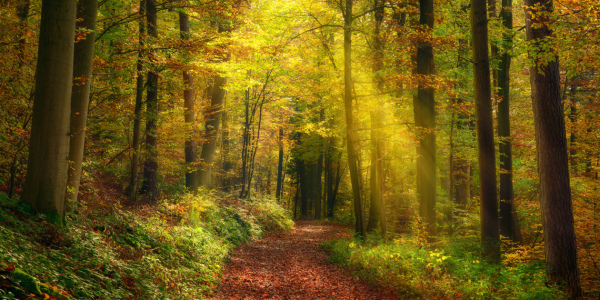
[213, 220, 399, 300]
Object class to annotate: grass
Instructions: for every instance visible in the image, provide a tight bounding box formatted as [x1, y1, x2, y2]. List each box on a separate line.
[322, 233, 565, 299]
[0, 187, 293, 299]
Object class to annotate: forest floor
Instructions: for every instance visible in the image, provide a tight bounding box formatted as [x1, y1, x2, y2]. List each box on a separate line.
[213, 220, 399, 300]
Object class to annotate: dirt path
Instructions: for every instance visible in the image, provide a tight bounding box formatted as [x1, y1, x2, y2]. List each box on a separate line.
[213, 220, 399, 300]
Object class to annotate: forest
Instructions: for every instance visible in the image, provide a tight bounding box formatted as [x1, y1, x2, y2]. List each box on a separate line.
[0, 0, 599, 299]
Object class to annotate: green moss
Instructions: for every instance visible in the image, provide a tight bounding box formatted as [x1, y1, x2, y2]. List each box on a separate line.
[11, 268, 41, 295]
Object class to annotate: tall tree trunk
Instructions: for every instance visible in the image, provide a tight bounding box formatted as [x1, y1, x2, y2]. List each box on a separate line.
[315, 141, 324, 220]
[21, 0, 77, 225]
[179, 12, 198, 193]
[471, 0, 500, 261]
[415, 0, 436, 236]
[497, 0, 522, 243]
[65, 0, 98, 213]
[342, 0, 365, 238]
[198, 75, 226, 188]
[127, 0, 146, 198]
[220, 100, 234, 191]
[525, 1, 582, 296]
[141, 0, 159, 201]
[275, 127, 284, 201]
[568, 85, 577, 171]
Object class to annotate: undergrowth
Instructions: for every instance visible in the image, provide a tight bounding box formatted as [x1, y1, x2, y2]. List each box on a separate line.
[0, 189, 293, 299]
[323, 234, 565, 299]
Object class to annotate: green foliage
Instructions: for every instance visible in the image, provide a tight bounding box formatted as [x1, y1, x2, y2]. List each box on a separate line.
[323, 235, 564, 299]
[0, 191, 293, 299]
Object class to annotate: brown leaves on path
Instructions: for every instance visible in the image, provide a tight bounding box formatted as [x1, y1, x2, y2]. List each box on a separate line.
[213, 220, 399, 300]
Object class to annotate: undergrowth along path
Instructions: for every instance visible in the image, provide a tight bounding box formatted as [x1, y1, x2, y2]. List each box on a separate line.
[214, 220, 399, 300]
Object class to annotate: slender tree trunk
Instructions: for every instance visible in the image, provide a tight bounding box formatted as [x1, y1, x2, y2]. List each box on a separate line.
[65, 0, 98, 213]
[21, 0, 77, 225]
[127, 0, 145, 198]
[525, 1, 582, 296]
[343, 0, 365, 238]
[179, 12, 198, 193]
[497, 0, 522, 243]
[315, 143, 324, 219]
[275, 127, 284, 200]
[471, 0, 500, 261]
[569, 85, 577, 171]
[141, 0, 159, 201]
[415, 0, 436, 236]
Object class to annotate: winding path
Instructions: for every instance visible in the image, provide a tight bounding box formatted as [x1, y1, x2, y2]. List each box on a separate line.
[213, 220, 399, 300]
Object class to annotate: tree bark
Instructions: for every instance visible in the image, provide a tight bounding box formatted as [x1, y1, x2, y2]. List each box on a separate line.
[179, 11, 198, 193]
[65, 0, 98, 213]
[525, 0, 582, 296]
[367, 110, 385, 234]
[342, 0, 365, 238]
[471, 0, 500, 261]
[275, 127, 284, 201]
[415, 0, 436, 236]
[21, 0, 77, 225]
[127, 0, 145, 198]
[497, 0, 522, 243]
[199, 75, 226, 188]
[141, 0, 159, 201]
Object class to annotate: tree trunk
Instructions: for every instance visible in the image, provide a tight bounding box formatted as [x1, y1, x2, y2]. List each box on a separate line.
[199, 75, 226, 188]
[497, 0, 522, 243]
[315, 144, 324, 219]
[127, 0, 145, 198]
[179, 11, 198, 193]
[21, 0, 77, 225]
[275, 127, 284, 201]
[415, 0, 436, 236]
[525, 0, 582, 296]
[343, 0, 365, 238]
[141, 0, 159, 201]
[65, 0, 98, 213]
[471, 0, 500, 261]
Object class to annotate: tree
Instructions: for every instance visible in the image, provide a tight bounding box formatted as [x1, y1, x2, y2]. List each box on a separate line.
[341, 0, 366, 238]
[471, 0, 500, 261]
[127, 0, 146, 199]
[496, 0, 522, 243]
[525, 0, 582, 296]
[415, 0, 436, 236]
[21, 0, 78, 225]
[275, 127, 284, 200]
[66, 0, 99, 212]
[141, 0, 159, 201]
[179, 11, 198, 193]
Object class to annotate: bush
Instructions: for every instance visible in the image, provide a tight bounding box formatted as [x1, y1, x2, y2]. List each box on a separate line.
[0, 190, 293, 299]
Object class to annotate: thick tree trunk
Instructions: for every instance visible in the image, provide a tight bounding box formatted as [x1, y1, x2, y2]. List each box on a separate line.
[21, 0, 77, 225]
[199, 75, 226, 188]
[415, 0, 436, 236]
[127, 0, 145, 198]
[66, 0, 98, 213]
[343, 0, 365, 238]
[179, 12, 198, 193]
[525, 1, 582, 296]
[471, 0, 500, 261]
[220, 102, 234, 191]
[141, 0, 159, 201]
[275, 127, 284, 201]
[497, 0, 522, 243]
